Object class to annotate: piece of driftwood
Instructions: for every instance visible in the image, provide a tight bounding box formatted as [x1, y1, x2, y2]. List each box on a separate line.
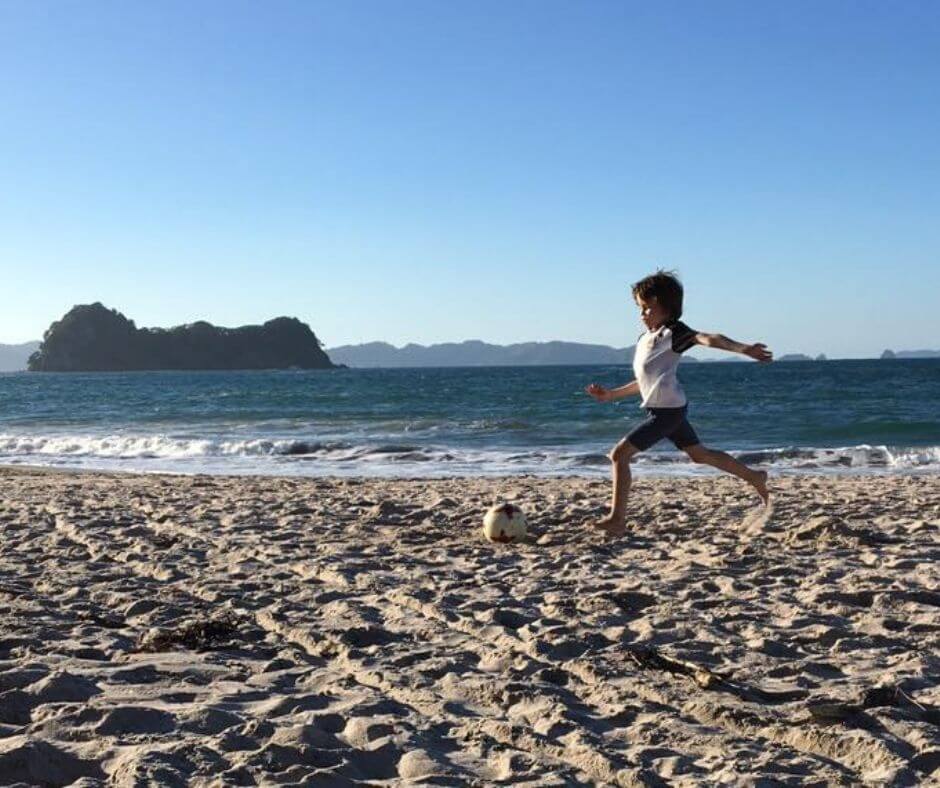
[621, 645, 808, 704]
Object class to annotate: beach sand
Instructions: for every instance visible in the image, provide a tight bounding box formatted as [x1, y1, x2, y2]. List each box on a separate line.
[0, 467, 938, 786]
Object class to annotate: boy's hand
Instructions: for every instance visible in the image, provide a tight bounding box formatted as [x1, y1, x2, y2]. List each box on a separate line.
[744, 343, 773, 363]
[585, 383, 613, 402]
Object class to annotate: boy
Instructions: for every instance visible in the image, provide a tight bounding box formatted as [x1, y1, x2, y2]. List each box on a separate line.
[585, 270, 771, 536]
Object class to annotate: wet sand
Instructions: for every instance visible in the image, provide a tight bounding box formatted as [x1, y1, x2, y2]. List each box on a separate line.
[0, 467, 938, 786]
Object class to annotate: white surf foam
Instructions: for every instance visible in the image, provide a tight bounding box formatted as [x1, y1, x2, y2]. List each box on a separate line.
[0, 432, 938, 477]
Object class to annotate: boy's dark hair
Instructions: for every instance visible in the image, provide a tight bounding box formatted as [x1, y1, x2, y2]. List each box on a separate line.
[631, 270, 684, 320]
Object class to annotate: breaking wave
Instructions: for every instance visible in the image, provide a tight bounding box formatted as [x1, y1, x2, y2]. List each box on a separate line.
[0, 432, 937, 477]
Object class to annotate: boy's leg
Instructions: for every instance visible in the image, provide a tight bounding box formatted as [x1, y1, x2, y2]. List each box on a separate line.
[594, 438, 640, 536]
[593, 409, 685, 535]
[683, 443, 769, 505]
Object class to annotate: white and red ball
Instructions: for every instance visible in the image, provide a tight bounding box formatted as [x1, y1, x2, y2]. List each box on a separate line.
[482, 503, 528, 543]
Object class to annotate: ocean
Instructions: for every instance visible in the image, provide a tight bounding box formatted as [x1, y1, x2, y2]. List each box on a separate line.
[1, 359, 938, 477]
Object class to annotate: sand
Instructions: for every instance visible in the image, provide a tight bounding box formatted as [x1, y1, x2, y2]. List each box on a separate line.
[0, 467, 938, 786]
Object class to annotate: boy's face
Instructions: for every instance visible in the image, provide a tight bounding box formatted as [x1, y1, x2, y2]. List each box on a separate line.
[635, 295, 669, 331]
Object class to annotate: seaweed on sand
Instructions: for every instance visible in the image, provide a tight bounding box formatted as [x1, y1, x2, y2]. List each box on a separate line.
[137, 613, 244, 652]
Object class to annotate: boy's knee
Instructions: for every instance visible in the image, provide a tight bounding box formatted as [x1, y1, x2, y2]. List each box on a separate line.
[608, 440, 635, 464]
[685, 445, 708, 463]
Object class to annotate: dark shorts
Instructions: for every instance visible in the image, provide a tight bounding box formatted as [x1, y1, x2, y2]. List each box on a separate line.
[626, 406, 700, 451]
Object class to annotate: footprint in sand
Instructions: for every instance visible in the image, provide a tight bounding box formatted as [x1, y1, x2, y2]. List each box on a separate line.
[742, 500, 775, 535]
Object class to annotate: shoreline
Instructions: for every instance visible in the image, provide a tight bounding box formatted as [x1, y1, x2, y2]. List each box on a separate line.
[3, 460, 940, 483]
[1, 468, 937, 783]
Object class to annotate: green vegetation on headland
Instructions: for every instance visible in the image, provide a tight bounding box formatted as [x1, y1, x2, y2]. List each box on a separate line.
[27, 303, 338, 372]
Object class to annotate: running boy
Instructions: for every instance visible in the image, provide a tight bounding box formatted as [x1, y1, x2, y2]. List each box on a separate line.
[585, 270, 772, 536]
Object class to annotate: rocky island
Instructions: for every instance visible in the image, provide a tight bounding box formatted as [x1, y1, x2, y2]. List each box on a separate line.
[28, 303, 338, 371]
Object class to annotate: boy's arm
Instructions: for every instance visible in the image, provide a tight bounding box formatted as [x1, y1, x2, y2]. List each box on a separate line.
[585, 380, 640, 401]
[608, 380, 640, 399]
[694, 332, 773, 362]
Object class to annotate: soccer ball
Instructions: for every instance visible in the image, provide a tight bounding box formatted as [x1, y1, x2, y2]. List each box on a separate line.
[482, 503, 527, 543]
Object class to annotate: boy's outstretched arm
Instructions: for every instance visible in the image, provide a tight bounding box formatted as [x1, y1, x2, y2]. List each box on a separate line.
[585, 380, 640, 402]
[694, 332, 773, 362]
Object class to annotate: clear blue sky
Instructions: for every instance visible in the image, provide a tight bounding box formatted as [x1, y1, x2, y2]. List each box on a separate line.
[1, 1, 938, 358]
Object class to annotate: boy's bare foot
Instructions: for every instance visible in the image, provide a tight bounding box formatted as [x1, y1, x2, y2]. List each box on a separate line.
[752, 470, 770, 506]
[592, 514, 627, 537]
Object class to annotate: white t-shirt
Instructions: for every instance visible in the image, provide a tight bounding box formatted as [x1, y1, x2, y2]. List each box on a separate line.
[632, 320, 698, 408]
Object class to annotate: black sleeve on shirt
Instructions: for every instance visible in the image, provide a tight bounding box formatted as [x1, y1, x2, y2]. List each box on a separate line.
[670, 321, 698, 354]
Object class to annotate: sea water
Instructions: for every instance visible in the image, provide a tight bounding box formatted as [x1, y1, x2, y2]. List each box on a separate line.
[1, 359, 938, 477]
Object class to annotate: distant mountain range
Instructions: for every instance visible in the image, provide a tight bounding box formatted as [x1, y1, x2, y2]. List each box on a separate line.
[6, 332, 937, 371]
[777, 353, 828, 362]
[326, 340, 637, 367]
[327, 343, 940, 368]
[881, 349, 940, 359]
[0, 341, 40, 371]
[326, 341, 833, 367]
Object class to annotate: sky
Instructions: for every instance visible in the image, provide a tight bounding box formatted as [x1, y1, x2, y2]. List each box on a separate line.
[1, 1, 938, 358]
